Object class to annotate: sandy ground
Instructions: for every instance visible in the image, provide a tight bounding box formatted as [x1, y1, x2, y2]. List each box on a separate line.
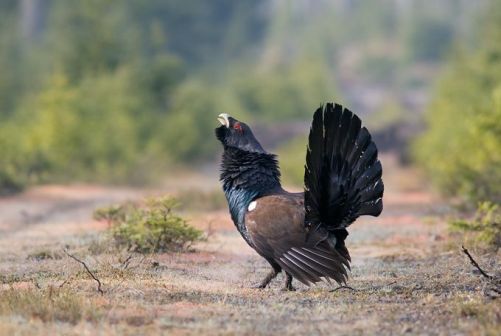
[0, 155, 499, 335]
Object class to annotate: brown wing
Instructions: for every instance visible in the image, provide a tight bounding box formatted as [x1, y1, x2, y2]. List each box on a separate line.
[245, 194, 350, 286]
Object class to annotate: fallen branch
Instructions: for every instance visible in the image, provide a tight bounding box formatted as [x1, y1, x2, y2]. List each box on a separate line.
[64, 249, 104, 295]
[461, 245, 492, 280]
[330, 280, 400, 293]
[330, 285, 357, 292]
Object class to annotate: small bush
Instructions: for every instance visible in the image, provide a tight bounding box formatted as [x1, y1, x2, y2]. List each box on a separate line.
[94, 197, 203, 253]
[449, 201, 501, 249]
[93, 204, 127, 227]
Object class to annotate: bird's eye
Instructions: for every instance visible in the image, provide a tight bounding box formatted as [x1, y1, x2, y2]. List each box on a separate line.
[234, 122, 243, 133]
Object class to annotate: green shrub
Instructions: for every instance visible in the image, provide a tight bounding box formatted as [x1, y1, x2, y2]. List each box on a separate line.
[93, 204, 126, 227]
[449, 201, 501, 249]
[15, 72, 146, 184]
[94, 197, 203, 253]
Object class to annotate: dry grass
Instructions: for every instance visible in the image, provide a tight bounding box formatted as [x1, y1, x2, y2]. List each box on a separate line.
[0, 162, 499, 335]
[0, 287, 102, 324]
[0, 231, 498, 335]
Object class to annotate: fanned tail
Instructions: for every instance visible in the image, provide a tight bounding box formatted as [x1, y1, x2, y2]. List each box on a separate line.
[304, 103, 384, 231]
[265, 103, 383, 287]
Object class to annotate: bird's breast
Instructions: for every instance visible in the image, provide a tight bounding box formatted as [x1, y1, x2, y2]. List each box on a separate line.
[244, 195, 307, 242]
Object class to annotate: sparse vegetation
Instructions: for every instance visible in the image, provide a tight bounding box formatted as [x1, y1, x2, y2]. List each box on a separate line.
[453, 298, 501, 333]
[1, 164, 500, 335]
[0, 287, 101, 324]
[450, 202, 501, 249]
[94, 197, 203, 253]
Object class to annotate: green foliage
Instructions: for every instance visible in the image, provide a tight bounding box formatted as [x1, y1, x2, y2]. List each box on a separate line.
[159, 80, 246, 162]
[449, 202, 501, 249]
[94, 197, 203, 253]
[413, 1, 501, 204]
[0, 1, 186, 188]
[12, 72, 146, 184]
[93, 205, 124, 226]
[0, 1, 269, 187]
[0, 1, 489, 193]
[46, 0, 140, 81]
[0, 122, 32, 193]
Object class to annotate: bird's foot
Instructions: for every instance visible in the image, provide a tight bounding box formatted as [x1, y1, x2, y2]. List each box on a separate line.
[282, 272, 295, 291]
[249, 269, 279, 289]
[281, 284, 296, 291]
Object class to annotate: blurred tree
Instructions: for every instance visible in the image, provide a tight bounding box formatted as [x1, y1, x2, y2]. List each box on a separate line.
[0, 1, 33, 119]
[414, 1, 501, 203]
[159, 80, 247, 162]
[406, 17, 454, 62]
[233, 58, 335, 121]
[0, 0, 490, 193]
[15, 71, 142, 183]
[129, 0, 268, 67]
[46, 0, 141, 81]
[0, 0, 187, 189]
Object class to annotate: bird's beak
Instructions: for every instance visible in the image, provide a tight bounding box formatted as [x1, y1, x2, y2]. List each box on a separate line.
[218, 113, 230, 128]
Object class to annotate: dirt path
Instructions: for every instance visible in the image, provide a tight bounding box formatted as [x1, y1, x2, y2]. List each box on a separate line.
[0, 156, 499, 335]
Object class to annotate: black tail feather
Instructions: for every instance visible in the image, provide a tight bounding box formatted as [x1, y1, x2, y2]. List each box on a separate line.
[304, 103, 384, 230]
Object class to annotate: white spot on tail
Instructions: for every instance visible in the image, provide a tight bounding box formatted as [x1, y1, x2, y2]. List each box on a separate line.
[248, 201, 257, 212]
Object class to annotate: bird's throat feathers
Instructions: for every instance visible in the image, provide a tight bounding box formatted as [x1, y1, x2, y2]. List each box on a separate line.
[220, 147, 282, 239]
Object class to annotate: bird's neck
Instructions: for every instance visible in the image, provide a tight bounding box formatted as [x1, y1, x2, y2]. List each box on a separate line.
[220, 147, 282, 241]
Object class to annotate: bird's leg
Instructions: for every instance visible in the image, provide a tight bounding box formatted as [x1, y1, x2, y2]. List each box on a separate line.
[282, 272, 296, 291]
[251, 268, 279, 289]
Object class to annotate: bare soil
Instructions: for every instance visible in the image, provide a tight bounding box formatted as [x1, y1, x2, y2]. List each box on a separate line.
[0, 155, 499, 335]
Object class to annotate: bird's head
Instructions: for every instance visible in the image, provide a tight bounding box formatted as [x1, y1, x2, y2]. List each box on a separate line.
[215, 114, 266, 153]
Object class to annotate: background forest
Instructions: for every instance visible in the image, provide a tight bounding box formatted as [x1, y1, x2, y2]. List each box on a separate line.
[0, 0, 499, 206]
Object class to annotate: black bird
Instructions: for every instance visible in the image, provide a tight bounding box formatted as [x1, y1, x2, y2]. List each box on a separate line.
[215, 103, 383, 290]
